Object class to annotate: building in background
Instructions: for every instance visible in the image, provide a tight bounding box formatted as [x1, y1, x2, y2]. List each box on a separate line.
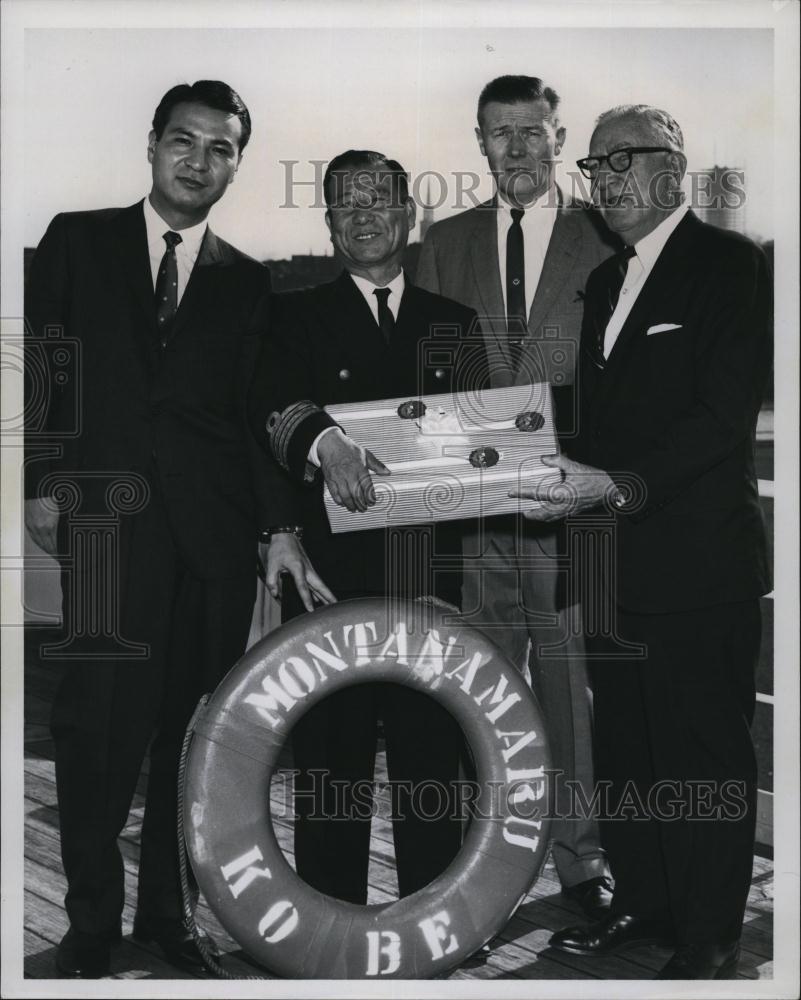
[693, 164, 747, 233]
[266, 252, 340, 292]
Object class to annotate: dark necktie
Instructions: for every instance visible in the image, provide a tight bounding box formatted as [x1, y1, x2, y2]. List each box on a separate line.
[506, 208, 526, 365]
[155, 230, 183, 344]
[594, 244, 637, 362]
[373, 287, 395, 344]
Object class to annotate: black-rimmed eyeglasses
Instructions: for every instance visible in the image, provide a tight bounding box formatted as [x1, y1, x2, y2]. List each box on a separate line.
[576, 147, 675, 179]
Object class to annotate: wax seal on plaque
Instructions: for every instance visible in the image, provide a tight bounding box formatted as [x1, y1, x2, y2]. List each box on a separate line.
[515, 411, 545, 432]
[397, 399, 426, 419]
[469, 446, 499, 468]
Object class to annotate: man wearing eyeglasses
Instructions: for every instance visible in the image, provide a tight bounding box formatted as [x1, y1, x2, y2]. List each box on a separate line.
[416, 74, 618, 921]
[513, 105, 771, 979]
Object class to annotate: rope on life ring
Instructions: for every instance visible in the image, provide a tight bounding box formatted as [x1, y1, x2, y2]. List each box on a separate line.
[182, 597, 551, 979]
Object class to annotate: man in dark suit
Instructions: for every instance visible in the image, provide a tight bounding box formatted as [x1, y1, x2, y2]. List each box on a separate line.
[513, 105, 771, 979]
[249, 150, 480, 904]
[416, 75, 617, 916]
[24, 80, 296, 978]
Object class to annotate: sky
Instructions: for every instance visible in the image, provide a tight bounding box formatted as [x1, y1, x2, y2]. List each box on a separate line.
[22, 23, 774, 260]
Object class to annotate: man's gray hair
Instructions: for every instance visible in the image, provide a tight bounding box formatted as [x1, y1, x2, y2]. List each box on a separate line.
[595, 105, 684, 152]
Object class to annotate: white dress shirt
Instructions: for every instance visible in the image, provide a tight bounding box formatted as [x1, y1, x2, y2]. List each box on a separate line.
[349, 269, 405, 323]
[496, 194, 558, 318]
[143, 196, 207, 304]
[603, 203, 689, 357]
[308, 270, 406, 465]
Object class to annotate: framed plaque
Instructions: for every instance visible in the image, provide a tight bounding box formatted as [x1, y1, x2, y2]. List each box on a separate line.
[323, 382, 562, 533]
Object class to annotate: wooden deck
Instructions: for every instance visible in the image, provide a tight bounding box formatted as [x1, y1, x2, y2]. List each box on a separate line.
[23, 642, 774, 983]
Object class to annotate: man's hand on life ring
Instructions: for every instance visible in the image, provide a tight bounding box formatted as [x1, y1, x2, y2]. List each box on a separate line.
[261, 534, 336, 612]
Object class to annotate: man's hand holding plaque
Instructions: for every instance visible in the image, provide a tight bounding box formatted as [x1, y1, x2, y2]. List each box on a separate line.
[510, 453, 618, 522]
[317, 429, 391, 513]
[321, 383, 562, 533]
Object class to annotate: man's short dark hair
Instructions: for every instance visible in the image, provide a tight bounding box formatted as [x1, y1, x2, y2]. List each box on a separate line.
[323, 150, 410, 208]
[477, 75, 560, 127]
[152, 80, 252, 153]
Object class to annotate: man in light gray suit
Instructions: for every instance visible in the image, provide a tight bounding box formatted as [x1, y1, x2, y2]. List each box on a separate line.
[416, 75, 619, 915]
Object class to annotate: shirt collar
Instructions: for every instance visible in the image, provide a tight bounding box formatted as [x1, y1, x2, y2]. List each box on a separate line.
[143, 196, 207, 261]
[349, 269, 405, 302]
[631, 203, 689, 269]
[497, 187, 559, 223]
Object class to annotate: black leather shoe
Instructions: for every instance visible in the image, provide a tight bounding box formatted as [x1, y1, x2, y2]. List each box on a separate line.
[561, 876, 614, 919]
[657, 941, 740, 979]
[55, 928, 110, 978]
[549, 913, 674, 956]
[132, 914, 221, 973]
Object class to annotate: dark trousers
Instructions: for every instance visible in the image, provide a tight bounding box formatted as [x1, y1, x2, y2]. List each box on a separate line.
[282, 584, 465, 904]
[50, 485, 255, 938]
[292, 682, 464, 903]
[461, 518, 607, 887]
[588, 600, 760, 945]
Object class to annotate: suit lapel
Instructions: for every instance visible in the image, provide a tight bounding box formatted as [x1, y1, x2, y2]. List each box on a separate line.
[472, 191, 583, 372]
[105, 203, 233, 350]
[326, 271, 389, 366]
[394, 272, 423, 342]
[467, 200, 509, 364]
[604, 211, 699, 371]
[164, 227, 230, 345]
[108, 201, 158, 334]
[468, 201, 504, 320]
[526, 196, 582, 334]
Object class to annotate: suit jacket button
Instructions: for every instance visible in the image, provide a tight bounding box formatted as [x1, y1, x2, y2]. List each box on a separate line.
[339, 368, 350, 380]
[435, 368, 446, 380]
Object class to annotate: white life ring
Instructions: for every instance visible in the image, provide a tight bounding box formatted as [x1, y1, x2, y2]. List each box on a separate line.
[183, 598, 551, 979]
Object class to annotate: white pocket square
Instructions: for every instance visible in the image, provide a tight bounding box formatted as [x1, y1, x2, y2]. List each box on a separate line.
[647, 323, 683, 335]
